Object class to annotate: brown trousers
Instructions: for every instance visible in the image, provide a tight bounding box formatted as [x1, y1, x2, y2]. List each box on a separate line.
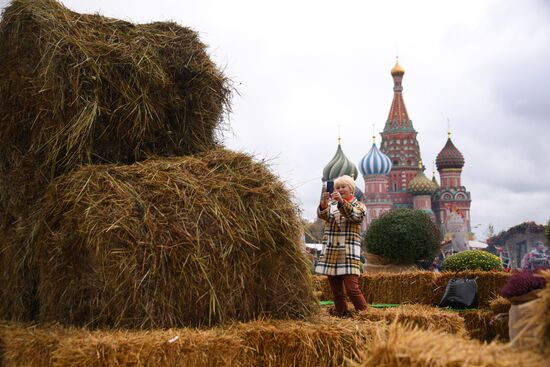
[328, 274, 368, 315]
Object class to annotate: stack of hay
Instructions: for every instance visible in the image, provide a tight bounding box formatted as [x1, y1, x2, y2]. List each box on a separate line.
[0, 0, 317, 327]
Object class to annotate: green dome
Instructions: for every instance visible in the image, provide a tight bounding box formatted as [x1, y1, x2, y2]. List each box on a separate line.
[408, 169, 437, 195]
[322, 144, 358, 181]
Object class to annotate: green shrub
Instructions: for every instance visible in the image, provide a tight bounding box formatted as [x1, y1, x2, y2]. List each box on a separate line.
[364, 209, 439, 263]
[442, 250, 503, 272]
[545, 219, 550, 243]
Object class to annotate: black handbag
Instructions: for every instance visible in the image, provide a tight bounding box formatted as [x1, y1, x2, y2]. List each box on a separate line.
[438, 277, 478, 309]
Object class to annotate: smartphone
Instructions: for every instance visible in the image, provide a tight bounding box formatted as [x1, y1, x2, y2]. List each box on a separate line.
[326, 181, 334, 194]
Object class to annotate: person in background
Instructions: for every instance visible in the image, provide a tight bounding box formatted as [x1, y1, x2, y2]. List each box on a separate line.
[521, 241, 550, 270]
[315, 175, 368, 317]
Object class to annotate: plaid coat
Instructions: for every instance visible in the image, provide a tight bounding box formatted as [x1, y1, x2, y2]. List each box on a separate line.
[314, 198, 366, 276]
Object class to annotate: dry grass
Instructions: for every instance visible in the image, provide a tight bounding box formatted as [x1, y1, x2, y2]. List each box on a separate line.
[490, 296, 512, 314]
[460, 309, 497, 342]
[0, 318, 385, 366]
[0, 225, 39, 321]
[0, 0, 231, 220]
[521, 270, 550, 356]
[351, 304, 466, 335]
[233, 317, 382, 366]
[352, 323, 546, 367]
[0, 0, 232, 322]
[33, 150, 318, 328]
[313, 271, 510, 307]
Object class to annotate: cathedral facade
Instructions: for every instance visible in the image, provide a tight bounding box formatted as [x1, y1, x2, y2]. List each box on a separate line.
[322, 60, 472, 243]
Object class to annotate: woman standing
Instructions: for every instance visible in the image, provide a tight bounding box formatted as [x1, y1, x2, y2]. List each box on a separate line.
[315, 175, 368, 317]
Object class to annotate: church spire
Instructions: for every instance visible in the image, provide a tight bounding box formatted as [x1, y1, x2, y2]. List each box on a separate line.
[384, 57, 415, 133]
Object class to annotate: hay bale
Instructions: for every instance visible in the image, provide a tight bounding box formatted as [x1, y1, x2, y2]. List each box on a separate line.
[363, 263, 420, 274]
[34, 149, 318, 328]
[53, 328, 242, 366]
[0, 318, 386, 367]
[312, 275, 332, 300]
[0, 322, 74, 367]
[352, 323, 547, 367]
[490, 296, 512, 314]
[0, 321, 242, 367]
[351, 305, 466, 335]
[490, 313, 510, 342]
[357, 271, 509, 307]
[233, 318, 382, 366]
[360, 271, 437, 304]
[0, 0, 231, 219]
[460, 309, 496, 342]
[0, 225, 40, 321]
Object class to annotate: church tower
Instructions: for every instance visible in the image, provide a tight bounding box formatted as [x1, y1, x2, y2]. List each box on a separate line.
[359, 135, 392, 228]
[408, 161, 437, 221]
[380, 59, 422, 208]
[432, 132, 472, 237]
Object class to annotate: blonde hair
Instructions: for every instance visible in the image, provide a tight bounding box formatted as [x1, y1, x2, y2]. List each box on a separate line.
[334, 175, 356, 194]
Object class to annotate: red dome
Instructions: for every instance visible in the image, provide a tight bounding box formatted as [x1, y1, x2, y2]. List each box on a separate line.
[436, 138, 464, 170]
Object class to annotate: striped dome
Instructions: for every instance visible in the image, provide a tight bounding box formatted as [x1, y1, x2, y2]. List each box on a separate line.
[359, 143, 392, 176]
[322, 144, 358, 181]
[409, 170, 437, 195]
[436, 137, 464, 170]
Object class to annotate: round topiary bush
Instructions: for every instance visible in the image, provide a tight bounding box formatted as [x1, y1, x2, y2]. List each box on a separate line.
[442, 250, 503, 272]
[364, 209, 439, 264]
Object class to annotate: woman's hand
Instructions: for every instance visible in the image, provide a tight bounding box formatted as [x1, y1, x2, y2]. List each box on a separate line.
[331, 191, 343, 203]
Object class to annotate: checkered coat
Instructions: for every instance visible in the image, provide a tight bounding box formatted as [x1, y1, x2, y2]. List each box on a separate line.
[314, 198, 366, 276]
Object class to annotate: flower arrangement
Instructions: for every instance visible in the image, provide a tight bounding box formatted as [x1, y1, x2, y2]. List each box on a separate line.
[442, 250, 503, 272]
[499, 269, 547, 299]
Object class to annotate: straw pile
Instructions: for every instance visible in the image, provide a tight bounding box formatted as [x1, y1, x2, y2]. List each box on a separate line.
[313, 271, 510, 307]
[352, 323, 547, 367]
[233, 318, 381, 366]
[459, 310, 498, 342]
[0, 321, 242, 367]
[0, 0, 231, 216]
[490, 296, 512, 314]
[0, 318, 385, 366]
[350, 305, 466, 335]
[0, 0, 231, 321]
[33, 149, 318, 328]
[0, 225, 39, 321]
[522, 270, 550, 356]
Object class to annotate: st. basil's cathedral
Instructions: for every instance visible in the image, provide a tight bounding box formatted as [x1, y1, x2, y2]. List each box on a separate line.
[322, 59, 472, 246]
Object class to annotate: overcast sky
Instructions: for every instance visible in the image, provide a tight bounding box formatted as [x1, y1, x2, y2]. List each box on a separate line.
[2, 0, 549, 239]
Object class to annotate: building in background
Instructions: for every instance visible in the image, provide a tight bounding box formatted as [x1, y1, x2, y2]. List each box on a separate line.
[322, 59, 472, 245]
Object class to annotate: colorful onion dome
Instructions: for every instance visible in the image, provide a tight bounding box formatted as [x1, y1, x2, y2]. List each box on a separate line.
[359, 143, 392, 176]
[436, 136, 465, 170]
[391, 58, 405, 76]
[322, 144, 358, 181]
[408, 168, 437, 195]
